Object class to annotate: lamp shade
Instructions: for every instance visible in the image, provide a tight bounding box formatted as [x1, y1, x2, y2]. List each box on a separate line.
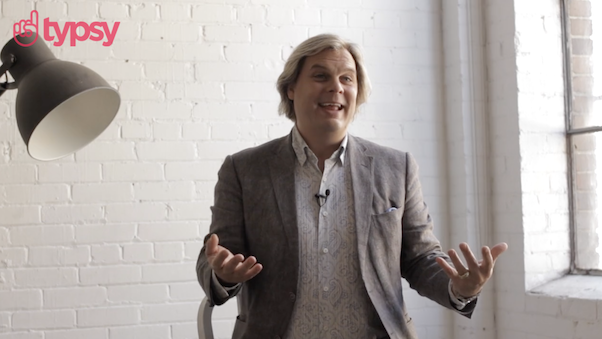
[0, 33, 120, 161]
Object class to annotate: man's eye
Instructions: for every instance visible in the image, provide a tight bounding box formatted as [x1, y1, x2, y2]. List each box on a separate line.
[314, 74, 326, 79]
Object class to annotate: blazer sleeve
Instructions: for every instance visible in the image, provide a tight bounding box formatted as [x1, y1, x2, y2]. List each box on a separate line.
[400, 152, 476, 317]
[196, 155, 246, 306]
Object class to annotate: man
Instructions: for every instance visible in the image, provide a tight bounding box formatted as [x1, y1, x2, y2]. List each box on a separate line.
[196, 34, 507, 339]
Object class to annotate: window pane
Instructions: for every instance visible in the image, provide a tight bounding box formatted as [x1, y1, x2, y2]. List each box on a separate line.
[572, 132, 602, 270]
[569, 0, 601, 128]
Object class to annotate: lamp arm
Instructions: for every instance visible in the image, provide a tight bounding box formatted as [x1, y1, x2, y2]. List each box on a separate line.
[0, 54, 17, 97]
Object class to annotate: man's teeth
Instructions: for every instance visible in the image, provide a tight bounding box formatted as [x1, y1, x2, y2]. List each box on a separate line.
[319, 103, 343, 109]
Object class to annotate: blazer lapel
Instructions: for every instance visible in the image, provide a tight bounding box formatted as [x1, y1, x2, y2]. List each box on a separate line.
[267, 134, 299, 252]
[348, 136, 374, 269]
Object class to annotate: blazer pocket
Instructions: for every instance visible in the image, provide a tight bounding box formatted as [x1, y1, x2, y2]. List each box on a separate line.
[232, 315, 248, 339]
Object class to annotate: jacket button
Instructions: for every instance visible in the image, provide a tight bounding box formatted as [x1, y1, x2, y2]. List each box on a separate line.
[289, 292, 296, 300]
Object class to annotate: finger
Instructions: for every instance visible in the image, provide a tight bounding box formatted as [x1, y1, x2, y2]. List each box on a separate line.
[448, 249, 468, 274]
[30, 10, 38, 24]
[222, 253, 245, 273]
[210, 246, 232, 270]
[480, 246, 494, 274]
[238, 255, 258, 271]
[205, 234, 219, 256]
[459, 243, 480, 271]
[490, 242, 509, 261]
[243, 262, 263, 280]
[436, 257, 458, 278]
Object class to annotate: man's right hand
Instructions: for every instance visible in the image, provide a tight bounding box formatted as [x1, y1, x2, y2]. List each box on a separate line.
[206, 233, 263, 285]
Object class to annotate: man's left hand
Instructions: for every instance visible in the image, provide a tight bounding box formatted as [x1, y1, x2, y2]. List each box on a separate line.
[436, 242, 508, 298]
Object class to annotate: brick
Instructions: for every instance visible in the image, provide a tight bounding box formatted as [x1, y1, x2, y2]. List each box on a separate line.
[182, 122, 210, 140]
[45, 328, 107, 339]
[120, 121, 151, 139]
[112, 42, 175, 61]
[266, 7, 294, 25]
[0, 290, 42, 310]
[192, 4, 233, 22]
[0, 205, 40, 225]
[141, 302, 198, 322]
[154, 242, 184, 261]
[237, 6, 265, 24]
[123, 243, 153, 263]
[41, 205, 103, 224]
[130, 3, 158, 21]
[165, 161, 220, 181]
[294, 8, 321, 25]
[570, 18, 592, 36]
[0, 164, 35, 184]
[321, 9, 347, 26]
[224, 82, 278, 101]
[142, 263, 196, 283]
[173, 43, 223, 61]
[91, 245, 121, 264]
[80, 266, 141, 285]
[12, 310, 75, 330]
[138, 222, 199, 243]
[29, 246, 90, 267]
[252, 26, 307, 44]
[84, 61, 144, 81]
[105, 203, 167, 222]
[38, 163, 101, 183]
[160, 3, 191, 21]
[141, 23, 199, 42]
[99, 2, 128, 20]
[569, 0, 591, 17]
[169, 282, 205, 301]
[192, 102, 252, 121]
[0, 333, 42, 339]
[145, 62, 194, 82]
[109, 325, 170, 339]
[166, 201, 211, 220]
[133, 181, 194, 201]
[14, 268, 78, 288]
[2, 0, 34, 18]
[103, 163, 164, 181]
[166, 83, 224, 100]
[153, 122, 182, 140]
[2, 184, 69, 204]
[172, 323, 199, 339]
[0, 247, 27, 267]
[572, 38, 593, 56]
[205, 25, 250, 42]
[108, 284, 169, 303]
[136, 141, 196, 160]
[75, 142, 136, 162]
[224, 43, 281, 62]
[75, 224, 136, 243]
[10, 225, 74, 246]
[72, 183, 133, 203]
[195, 62, 254, 81]
[132, 101, 193, 120]
[44, 286, 107, 309]
[78, 306, 140, 327]
[118, 81, 164, 100]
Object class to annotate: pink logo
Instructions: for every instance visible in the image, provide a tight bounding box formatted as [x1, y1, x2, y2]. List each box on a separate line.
[14, 10, 120, 47]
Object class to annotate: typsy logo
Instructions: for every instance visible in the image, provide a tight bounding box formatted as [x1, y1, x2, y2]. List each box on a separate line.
[14, 10, 120, 47]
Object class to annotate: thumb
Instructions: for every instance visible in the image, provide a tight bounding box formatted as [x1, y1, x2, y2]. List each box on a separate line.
[205, 234, 219, 256]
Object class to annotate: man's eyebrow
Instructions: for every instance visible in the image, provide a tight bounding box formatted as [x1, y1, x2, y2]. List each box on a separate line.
[309, 64, 357, 73]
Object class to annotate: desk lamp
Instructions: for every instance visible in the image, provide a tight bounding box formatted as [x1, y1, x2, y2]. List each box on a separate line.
[0, 33, 120, 160]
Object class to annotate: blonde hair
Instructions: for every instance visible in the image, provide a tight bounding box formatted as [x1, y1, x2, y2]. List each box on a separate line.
[276, 34, 371, 121]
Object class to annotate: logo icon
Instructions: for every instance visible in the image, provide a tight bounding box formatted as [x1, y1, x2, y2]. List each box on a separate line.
[13, 10, 39, 47]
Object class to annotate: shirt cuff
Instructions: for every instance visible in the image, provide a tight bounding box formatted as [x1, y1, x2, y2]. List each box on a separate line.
[448, 280, 477, 310]
[211, 271, 240, 299]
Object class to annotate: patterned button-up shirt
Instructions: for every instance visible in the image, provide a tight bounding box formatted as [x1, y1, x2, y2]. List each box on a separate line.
[284, 127, 388, 339]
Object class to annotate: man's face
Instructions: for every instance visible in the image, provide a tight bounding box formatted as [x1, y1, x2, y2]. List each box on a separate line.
[287, 48, 358, 139]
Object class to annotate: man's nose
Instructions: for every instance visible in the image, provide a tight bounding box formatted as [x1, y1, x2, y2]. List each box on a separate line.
[328, 79, 344, 93]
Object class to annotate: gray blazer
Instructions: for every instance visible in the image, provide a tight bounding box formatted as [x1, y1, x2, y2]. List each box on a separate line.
[196, 133, 475, 339]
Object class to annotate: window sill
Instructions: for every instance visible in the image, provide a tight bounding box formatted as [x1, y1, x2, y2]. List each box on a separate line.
[530, 275, 602, 300]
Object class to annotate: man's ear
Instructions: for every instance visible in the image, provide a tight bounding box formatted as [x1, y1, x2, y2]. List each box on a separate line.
[287, 85, 295, 100]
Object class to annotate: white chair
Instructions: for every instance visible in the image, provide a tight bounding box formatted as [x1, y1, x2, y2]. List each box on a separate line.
[197, 296, 214, 339]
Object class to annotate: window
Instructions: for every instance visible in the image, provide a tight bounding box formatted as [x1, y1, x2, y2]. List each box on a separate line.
[565, 0, 602, 272]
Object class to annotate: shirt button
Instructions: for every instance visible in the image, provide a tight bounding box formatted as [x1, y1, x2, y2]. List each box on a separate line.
[322, 248, 328, 253]
[289, 292, 296, 300]
[323, 286, 329, 292]
[322, 211, 328, 217]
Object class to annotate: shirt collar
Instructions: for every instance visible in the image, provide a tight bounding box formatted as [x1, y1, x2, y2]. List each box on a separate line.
[291, 126, 348, 166]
